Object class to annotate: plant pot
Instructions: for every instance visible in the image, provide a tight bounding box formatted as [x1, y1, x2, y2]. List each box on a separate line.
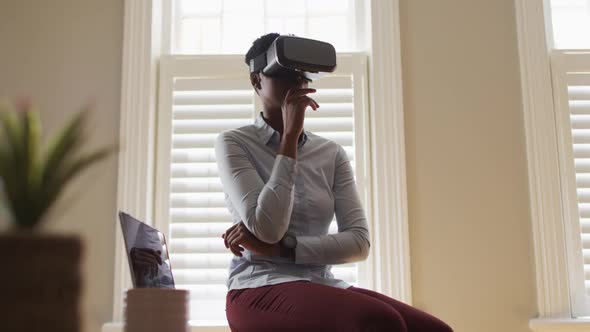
[0, 233, 83, 332]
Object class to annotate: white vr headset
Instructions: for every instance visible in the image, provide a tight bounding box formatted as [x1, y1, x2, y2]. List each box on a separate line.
[249, 35, 337, 81]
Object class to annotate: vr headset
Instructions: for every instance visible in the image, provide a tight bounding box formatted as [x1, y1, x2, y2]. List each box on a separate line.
[249, 35, 337, 82]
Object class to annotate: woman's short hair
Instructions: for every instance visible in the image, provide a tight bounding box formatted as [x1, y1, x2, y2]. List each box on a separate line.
[244, 32, 281, 71]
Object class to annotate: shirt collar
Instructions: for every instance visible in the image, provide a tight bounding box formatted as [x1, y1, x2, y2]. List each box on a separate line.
[254, 112, 310, 148]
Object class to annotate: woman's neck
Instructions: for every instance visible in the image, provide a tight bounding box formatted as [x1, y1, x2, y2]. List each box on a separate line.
[262, 109, 284, 136]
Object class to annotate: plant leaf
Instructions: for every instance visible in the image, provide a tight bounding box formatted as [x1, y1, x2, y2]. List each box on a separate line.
[41, 109, 89, 189]
[36, 145, 116, 227]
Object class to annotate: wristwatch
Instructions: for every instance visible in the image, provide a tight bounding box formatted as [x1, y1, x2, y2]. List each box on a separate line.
[279, 232, 297, 261]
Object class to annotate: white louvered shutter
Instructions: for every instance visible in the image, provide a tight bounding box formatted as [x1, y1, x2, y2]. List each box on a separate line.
[155, 54, 369, 324]
[551, 50, 590, 317]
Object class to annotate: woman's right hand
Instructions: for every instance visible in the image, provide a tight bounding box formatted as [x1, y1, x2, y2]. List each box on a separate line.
[281, 88, 319, 139]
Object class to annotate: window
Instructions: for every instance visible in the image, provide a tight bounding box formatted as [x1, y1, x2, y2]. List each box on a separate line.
[154, 54, 369, 324]
[551, 51, 590, 317]
[173, 0, 359, 54]
[550, 0, 590, 49]
[547, 0, 590, 318]
[154, 0, 370, 325]
[112, 1, 407, 329]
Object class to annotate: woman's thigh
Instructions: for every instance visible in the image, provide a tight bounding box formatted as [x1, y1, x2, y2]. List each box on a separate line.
[226, 281, 407, 332]
[348, 286, 453, 332]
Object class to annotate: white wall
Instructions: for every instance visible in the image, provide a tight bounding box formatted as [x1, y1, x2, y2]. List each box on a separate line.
[0, 1, 122, 331]
[400, 0, 537, 331]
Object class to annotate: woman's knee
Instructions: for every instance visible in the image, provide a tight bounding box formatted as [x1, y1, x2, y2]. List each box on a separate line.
[435, 321, 454, 332]
[415, 318, 454, 332]
[359, 306, 408, 332]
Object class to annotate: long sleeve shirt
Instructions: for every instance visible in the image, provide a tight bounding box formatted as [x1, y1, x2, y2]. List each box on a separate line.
[214, 112, 371, 291]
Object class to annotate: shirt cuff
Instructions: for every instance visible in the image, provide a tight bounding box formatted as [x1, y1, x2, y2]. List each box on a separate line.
[268, 154, 298, 187]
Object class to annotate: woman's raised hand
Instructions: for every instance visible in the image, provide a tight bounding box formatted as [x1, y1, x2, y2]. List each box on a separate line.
[281, 87, 319, 139]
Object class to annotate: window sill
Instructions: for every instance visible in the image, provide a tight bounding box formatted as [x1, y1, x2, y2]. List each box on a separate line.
[529, 318, 590, 331]
[102, 322, 231, 332]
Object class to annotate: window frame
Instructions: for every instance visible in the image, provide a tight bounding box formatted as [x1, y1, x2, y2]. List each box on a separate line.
[105, 0, 409, 330]
[516, 0, 590, 330]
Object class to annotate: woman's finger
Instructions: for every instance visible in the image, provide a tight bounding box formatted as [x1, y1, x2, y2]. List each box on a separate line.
[286, 88, 316, 104]
[312, 98, 320, 110]
[293, 96, 318, 110]
[225, 223, 240, 243]
[229, 233, 244, 247]
[229, 244, 244, 257]
[222, 233, 229, 248]
[226, 227, 241, 247]
[223, 223, 239, 238]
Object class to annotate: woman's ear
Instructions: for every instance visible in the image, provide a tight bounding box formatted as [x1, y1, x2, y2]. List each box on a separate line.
[250, 72, 262, 91]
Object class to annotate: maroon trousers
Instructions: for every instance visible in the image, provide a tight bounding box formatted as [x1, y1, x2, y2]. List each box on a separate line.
[226, 281, 453, 332]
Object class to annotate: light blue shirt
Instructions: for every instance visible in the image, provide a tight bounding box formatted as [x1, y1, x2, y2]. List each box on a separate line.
[214, 112, 371, 291]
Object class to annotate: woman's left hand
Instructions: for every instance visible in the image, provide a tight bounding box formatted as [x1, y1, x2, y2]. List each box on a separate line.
[222, 222, 279, 257]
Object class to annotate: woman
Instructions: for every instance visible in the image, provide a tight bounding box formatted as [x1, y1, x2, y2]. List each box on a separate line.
[215, 33, 453, 332]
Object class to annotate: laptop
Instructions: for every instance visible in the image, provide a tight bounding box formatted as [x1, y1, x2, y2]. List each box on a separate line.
[119, 211, 175, 288]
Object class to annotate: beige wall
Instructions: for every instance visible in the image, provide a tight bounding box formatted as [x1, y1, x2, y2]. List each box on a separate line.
[0, 1, 122, 332]
[0, 0, 537, 331]
[400, 0, 537, 331]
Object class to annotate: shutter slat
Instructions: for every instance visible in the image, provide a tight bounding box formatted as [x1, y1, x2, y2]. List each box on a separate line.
[314, 132, 354, 146]
[578, 203, 590, 219]
[170, 177, 223, 193]
[171, 253, 233, 269]
[174, 90, 253, 105]
[312, 89, 353, 104]
[171, 163, 220, 178]
[577, 189, 590, 203]
[173, 119, 252, 133]
[570, 101, 590, 115]
[171, 222, 232, 238]
[576, 159, 590, 173]
[173, 268, 228, 284]
[305, 117, 353, 132]
[304, 103, 353, 117]
[174, 78, 252, 91]
[172, 148, 216, 163]
[173, 105, 253, 119]
[170, 207, 230, 222]
[574, 144, 590, 159]
[569, 86, 590, 100]
[170, 238, 228, 254]
[577, 174, 590, 189]
[309, 76, 355, 89]
[170, 193, 226, 208]
[573, 130, 590, 144]
[571, 115, 590, 129]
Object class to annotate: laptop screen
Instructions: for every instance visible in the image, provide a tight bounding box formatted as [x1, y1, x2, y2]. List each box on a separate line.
[119, 212, 175, 288]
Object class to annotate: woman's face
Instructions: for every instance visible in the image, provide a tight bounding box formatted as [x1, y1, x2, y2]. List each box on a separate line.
[253, 71, 311, 110]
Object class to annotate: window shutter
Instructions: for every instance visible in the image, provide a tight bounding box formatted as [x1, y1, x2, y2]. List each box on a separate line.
[155, 54, 369, 324]
[551, 50, 590, 317]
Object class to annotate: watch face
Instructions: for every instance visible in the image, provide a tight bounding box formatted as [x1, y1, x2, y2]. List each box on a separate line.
[283, 235, 297, 249]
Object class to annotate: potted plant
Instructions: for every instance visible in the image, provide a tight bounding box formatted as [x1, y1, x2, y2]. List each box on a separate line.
[0, 98, 115, 332]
